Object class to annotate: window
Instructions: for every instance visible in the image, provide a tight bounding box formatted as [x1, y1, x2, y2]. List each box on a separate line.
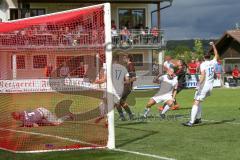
[10, 9, 18, 20]
[131, 54, 143, 66]
[11, 55, 25, 69]
[56, 56, 84, 77]
[118, 8, 145, 29]
[33, 55, 47, 69]
[30, 9, 45, 17]
[10, 8, 46, 20]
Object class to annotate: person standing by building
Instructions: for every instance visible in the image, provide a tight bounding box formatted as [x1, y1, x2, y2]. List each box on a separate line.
[60, 62, 70, 78]
[232, 65, 240, 86]
[188, 59, 199, 82]
[215, 60, 224, 79]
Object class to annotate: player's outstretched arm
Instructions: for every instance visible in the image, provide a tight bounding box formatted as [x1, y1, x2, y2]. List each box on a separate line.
[124, 75, 130, 84]
[210, 42, 219, 60]
[153, 73, 162, 84]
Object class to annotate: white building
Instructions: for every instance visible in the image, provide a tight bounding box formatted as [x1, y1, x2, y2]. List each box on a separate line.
[0, 0, 172, 79]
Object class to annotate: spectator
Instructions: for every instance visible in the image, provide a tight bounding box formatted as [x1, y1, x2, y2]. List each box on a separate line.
[195, 58, 201, 72]
[44, 63, 53, 77]
[92, 29, 98, 44]
[111, 27, 118, 36]
[77, 62, 88, 78]
[150, 26, 159, 43]
[111, 21, 118, 44]
[120, 26, 131, 45]
[232, 65, 240, 86]
[215, 60, 224, 80]
[152, 61, 159, 76]
[139, 26, 147, 43]
[139, 26, 146, 35]
[111, 20, 117, 30]
[188, 59, 199, 82]
[63, 26, 73, 45]
[60, 62, 70, 78]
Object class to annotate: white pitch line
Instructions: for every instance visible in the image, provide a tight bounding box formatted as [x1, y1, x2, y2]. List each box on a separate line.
[201, 119, 240, 125]
[180, 117, 240, 125]
[114, 148, 176, 160]
[0, 127, 100, 147]
[13, 146, 106, 154]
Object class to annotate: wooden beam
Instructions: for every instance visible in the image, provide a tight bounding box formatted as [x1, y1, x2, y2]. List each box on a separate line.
[19, 0, 167, 3]
[157, 2, 160, 29]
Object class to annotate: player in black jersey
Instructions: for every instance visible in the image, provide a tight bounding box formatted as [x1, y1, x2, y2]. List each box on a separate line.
[159, 59, 187, 111]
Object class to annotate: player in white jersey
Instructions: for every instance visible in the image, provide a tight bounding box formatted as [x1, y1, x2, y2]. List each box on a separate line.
[183, 42, 219, 127]
[94, 55, 133, 121]
[143, 68, 178, 119]
[112, 56, 135, 120]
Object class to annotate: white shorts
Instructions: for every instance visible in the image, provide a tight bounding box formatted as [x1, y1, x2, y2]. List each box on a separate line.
[152, 94, 173, 104]
[194, 84, 213, 101]
[113, 92, 122, 104]
[102, 90, 121, 104]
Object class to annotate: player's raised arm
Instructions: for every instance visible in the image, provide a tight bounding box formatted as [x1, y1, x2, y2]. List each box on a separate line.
[210, 42, 219, 61]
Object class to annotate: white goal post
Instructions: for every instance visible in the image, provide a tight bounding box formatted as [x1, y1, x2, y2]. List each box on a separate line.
[104, 3, 115, 150]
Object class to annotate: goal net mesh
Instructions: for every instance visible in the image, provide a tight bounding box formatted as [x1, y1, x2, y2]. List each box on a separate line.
[0, 4, 111, 152]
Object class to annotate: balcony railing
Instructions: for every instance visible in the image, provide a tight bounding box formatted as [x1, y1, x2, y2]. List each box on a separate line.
[0, 29, 164, 50]
[111, 29, 165, 49]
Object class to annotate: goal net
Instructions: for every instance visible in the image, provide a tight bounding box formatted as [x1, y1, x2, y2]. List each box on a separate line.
[0, 3, 114, 153]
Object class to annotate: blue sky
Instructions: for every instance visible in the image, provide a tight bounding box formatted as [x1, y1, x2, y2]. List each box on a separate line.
[160, 0, 240, 40]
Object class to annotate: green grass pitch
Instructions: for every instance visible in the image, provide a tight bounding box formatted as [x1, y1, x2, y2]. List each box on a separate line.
[0, 88, 240, 160]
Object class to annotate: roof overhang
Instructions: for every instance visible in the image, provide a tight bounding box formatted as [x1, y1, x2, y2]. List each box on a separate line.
[18, 0, 171, 3]
[209, 30, 240, 55]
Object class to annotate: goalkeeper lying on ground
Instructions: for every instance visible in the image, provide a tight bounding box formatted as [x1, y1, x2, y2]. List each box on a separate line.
[11, 107, 73, 127]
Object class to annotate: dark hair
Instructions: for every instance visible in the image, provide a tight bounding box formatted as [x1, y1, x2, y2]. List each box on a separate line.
[179, 59, 187, 68]
[113, 54, 120, 62]
[127, 54, 134, 62]
[235, 65, 238, 68]
[204, 53, 211, 60]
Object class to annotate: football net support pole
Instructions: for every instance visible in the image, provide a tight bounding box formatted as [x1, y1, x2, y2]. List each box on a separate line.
[12, 53, 17, 79]
[104, 3, 115, 149]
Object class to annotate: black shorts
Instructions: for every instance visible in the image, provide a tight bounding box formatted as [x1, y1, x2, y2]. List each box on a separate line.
[177, 86, 184, 94]
[120, 87, 132, 103]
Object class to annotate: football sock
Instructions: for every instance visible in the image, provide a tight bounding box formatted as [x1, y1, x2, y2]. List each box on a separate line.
[190, 105, 198, 123]
[162, 103, 167, 108]
[143, 108, 150, 118]
[174, 100, 177, 105]
[116, 105, 124, 118]
[196, 104, 202, 119]
[161, 105, 170, 114]
[122, 104, 133, 116]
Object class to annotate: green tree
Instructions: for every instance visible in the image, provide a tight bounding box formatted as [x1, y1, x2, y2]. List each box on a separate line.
[194, 39, 204, 60]
[172, 45, 192, 63]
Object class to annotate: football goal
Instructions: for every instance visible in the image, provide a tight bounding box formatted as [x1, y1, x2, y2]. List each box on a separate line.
[0, 3, 115, 153]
